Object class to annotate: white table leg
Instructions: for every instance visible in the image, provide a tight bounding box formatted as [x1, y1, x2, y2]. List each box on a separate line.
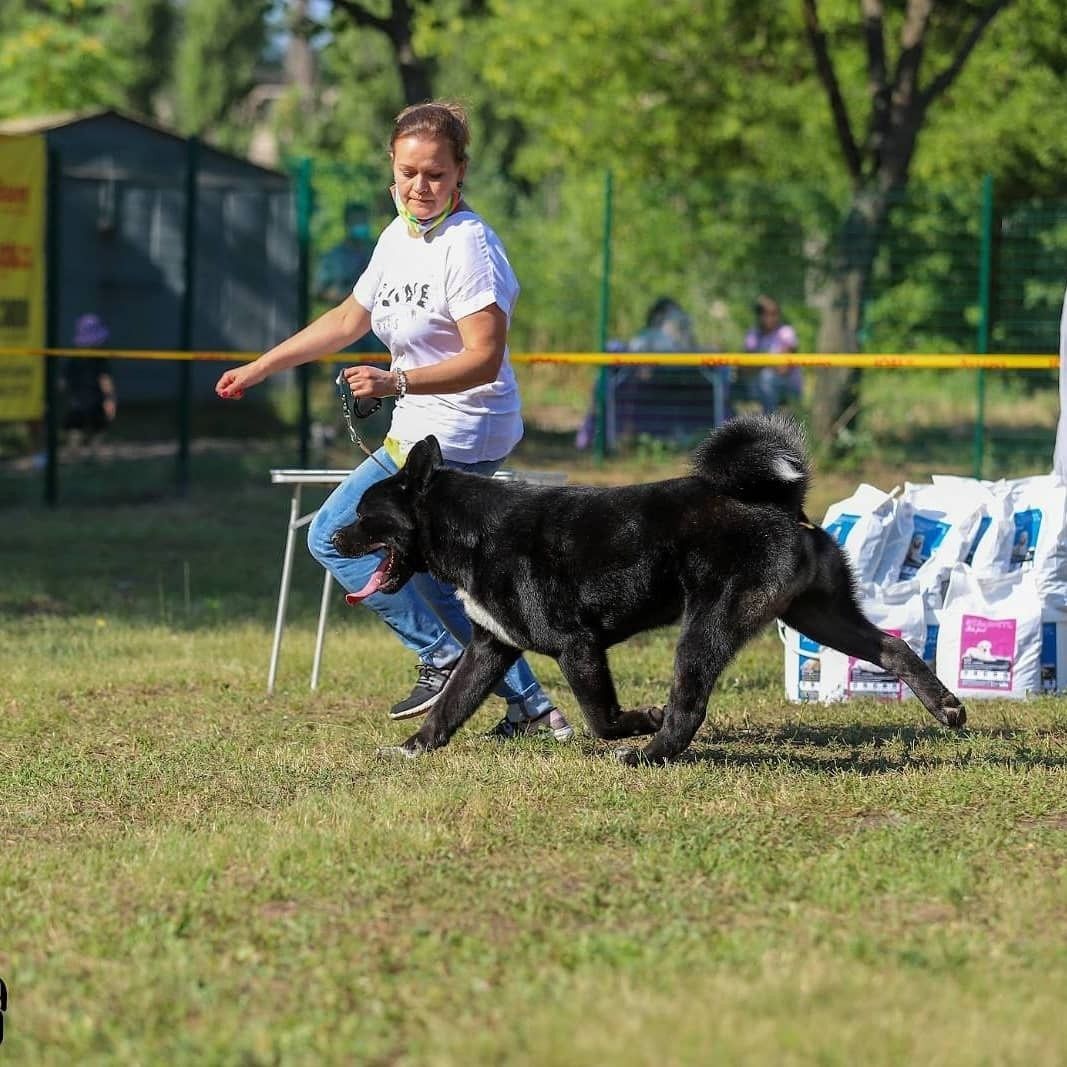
[310, 566, 333, 690]
[267, 484, 302, 694]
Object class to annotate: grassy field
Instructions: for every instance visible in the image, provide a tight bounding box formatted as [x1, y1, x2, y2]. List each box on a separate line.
[2, 371, 1066, 1064]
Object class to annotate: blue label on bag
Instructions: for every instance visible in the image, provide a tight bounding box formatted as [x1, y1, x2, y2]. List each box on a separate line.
[899, 515, 950, 579]
[798, 633, 820, 701]
[1042, 621, 1057, 693]
[1010, 509, 1041, 569]
[964, 515, 992, 565]
[923, 624, 939, 670]
[824, 513, 860, 546]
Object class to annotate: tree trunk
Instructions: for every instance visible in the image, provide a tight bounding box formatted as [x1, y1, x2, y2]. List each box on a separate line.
[332, 0, 436, 106]
[285, 0, 317, 103]
[809, 183, 893, 445]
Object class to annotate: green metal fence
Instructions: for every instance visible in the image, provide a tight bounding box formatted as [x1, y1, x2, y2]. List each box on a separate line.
[284, 162, 1065, 477]
[4, 164, 1061, 506]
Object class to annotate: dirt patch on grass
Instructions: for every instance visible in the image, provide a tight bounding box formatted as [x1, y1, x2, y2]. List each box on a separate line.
[1016, 814, 1067, 831]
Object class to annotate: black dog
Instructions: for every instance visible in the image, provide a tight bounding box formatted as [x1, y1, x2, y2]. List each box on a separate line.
[331, 414, 967, 764]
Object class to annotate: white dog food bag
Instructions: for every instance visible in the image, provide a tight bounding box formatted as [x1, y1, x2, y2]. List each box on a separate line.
[846, 581, 927, 702]
[1041, 605, 1067, 694]
[821, 484, 899, 584]
[921, 585, 943, 674]
[780, 624, 822, 702]
[936, 564, 1041, 699]
[930, 474, 1010, 567]
[872, 483, 985, 591]
[968, 475, 1067, 608]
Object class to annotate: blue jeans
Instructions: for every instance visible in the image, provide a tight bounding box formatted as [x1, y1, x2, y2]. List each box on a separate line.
[747, 367, 804, 413]
[307, 447, 555, 718]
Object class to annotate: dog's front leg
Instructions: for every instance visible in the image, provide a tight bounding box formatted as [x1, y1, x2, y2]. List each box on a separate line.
[398, 630, 520, 756]
[557, 645, 663, 739]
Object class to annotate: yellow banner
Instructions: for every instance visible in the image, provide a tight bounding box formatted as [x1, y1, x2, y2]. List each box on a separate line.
[0, 134, 46, 420]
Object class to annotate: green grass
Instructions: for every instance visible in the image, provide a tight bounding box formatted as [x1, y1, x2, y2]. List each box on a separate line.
[3, 456, 1067, 1065]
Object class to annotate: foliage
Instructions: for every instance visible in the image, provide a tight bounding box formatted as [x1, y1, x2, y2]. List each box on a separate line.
[173, 0, 272, 148]
[0, 0, 124, 118]
[1, 1, 1066, 361]
[102, 0, 175, 117]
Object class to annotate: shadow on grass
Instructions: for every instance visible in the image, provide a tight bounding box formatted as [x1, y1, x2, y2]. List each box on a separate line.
[676, 721, 1067, 774]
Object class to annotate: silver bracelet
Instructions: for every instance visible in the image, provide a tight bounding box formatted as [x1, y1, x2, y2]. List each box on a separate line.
[394, 367, 408, 399]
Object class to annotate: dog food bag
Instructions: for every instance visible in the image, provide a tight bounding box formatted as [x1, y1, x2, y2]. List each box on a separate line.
[1041, 605, 1067, 694]
[930, 474, 1009, 566]
[780, 624, 823, 702]
[968, 475, 1067, 609]
[921, 585, 943, 674]
[848, 580, 927, 702]
[872, 483, 986, 591]
[821, 484, 899, 584]
[935, 564, 1042, 699]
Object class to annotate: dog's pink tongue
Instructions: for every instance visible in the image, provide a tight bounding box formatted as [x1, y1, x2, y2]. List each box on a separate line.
[344, 556, 391, 605]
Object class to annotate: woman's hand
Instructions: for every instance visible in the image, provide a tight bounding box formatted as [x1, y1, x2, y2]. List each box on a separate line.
[341, 364, 397, 399]
[215, 361, 265, 400]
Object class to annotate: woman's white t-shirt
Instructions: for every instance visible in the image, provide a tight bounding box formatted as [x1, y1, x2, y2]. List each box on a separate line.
[352, 210, 523, 463]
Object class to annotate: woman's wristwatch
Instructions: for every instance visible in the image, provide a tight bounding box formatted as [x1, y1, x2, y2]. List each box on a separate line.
[393, 367, 408, 399]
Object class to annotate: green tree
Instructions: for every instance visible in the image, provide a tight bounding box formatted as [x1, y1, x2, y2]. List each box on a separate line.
[173, 0, 271, 147]
[103, 0, 175, 118]
[0, 0, 121, 118]
[434, 0, 1066, 409]
[801, 0, 1018, 438]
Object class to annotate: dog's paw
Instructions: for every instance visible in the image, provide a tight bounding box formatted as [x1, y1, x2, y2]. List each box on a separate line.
[630, 706, 665, 731]
[376, 743, 422, 760]
[613, 746, 648, 768]
[943, 700, 967, 729]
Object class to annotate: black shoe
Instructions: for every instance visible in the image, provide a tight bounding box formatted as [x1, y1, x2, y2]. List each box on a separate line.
[389, 663, 454, 720]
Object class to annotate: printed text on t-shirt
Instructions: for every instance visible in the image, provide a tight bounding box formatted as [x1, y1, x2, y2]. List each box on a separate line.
[379, 281, 431, 309]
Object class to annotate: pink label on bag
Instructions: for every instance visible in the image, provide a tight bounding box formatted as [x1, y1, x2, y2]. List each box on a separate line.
[848, 628, 903, 700]
[958, 615, 1016, 691]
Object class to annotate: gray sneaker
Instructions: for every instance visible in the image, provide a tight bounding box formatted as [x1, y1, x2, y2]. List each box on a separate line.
[486, 706, 575, 742]
[389, 663, 453, 720]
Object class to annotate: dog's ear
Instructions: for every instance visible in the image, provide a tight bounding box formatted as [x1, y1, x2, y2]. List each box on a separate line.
[404, 435, 443, 492]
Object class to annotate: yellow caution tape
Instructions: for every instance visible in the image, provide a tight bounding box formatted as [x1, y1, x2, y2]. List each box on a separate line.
[0, 347, 1058, 370]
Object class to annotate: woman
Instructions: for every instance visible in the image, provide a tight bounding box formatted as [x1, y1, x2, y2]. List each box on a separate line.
[742, 295, 801, 413]
[216, 101, 571, 741]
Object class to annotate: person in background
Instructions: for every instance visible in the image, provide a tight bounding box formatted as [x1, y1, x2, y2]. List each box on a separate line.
[62, 313, 117, 452]
[575, 298, 700, 450]
[315, 201, 375, 307]
[741, 294, 802, 412]
[629, 297, 696, 354]
[314, 202, 382, 356]
[215, 100, 572, 742]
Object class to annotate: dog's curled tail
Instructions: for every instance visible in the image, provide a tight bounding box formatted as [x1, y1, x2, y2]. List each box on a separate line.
[692, 412, 810, 511]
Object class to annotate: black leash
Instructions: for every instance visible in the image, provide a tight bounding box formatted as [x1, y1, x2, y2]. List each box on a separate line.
[336, 370, 391, 474]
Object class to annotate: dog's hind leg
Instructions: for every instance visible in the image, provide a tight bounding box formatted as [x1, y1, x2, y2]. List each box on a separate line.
[557, 646, 663, 740]
[396, 630, 520, 755]
[782, 590, 966, 729]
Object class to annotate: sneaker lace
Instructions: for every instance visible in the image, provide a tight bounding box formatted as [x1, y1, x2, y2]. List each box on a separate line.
[415, 662, 450, 691]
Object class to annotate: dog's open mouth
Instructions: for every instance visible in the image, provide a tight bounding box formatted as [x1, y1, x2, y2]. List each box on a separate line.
[345, 545, 399, 604]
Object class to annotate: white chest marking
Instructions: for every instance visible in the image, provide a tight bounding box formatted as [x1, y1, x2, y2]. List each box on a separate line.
[456, 589, 521, 648]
